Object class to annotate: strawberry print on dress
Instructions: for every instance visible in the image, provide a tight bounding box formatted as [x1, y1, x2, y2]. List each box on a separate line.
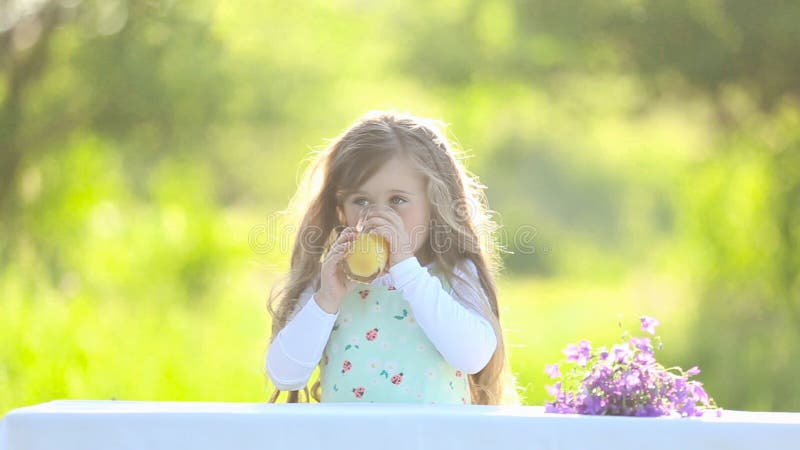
[353, 387, 366, 399]
[365, 328, 379, 341]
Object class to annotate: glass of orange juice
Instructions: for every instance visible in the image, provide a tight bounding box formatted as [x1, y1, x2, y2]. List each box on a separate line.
[343, 205, 390, 283]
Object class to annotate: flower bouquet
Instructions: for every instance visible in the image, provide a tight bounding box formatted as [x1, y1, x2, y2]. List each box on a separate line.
[544, 316, 721, 417]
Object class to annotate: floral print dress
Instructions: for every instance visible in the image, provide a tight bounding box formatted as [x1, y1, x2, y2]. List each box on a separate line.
[319, 273, 471, 405]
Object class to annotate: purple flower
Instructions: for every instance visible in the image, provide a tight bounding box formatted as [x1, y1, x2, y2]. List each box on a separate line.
[583, 364, 613, 393]
[686, 366, 701, 376]
[634, 351, 656, 365]
[634, 404, 659, 417]
[581, 394, 606, 415]
[679, 401, 700, 417]
[564, 340, 592, 366]
[545, 364, 562, 379]
[543, 317, 719, 417]
[673, 377, 689, 401]
[689, 382, 709, 404]
[612, 343, 632, 363]
[640, 316, 660, 335]
[623, 371, 641, 390]
[629, 337, 652, 353]
[545, 382, 561, 397]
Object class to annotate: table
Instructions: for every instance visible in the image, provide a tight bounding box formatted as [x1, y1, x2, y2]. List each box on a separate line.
[1, 400, 799, 450]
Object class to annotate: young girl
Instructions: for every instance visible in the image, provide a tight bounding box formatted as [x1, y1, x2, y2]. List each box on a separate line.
[265, 111, 518, 405]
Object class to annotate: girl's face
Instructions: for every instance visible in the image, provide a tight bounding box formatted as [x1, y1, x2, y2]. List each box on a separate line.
[340, 155, 431, 258]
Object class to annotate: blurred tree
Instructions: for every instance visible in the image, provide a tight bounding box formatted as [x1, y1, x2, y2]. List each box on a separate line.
[1, 0, 60, 212]
[0, 0, 234, 303]
[392, 1, 800, 111]
[1, 0, 229, 216]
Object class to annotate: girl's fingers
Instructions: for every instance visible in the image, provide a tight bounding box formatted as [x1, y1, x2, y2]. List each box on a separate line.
[323, 240, 353, 267]
[361, 217, 392, 234]
[366, 208, 404, 230]
[383, 210, 404, 230]
[324, 228, 355, 258]
[328, 239, 353, 258]
[334, 227, 356, 243]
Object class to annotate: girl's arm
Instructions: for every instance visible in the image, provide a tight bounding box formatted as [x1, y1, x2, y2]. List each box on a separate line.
[265, 280, 338, 390]
[390, 257, 498, 374]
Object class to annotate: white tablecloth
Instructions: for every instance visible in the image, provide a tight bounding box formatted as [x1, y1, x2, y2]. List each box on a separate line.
[1, 400, 799, 450]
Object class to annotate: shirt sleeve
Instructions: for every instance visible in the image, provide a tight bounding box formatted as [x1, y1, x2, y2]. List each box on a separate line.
[389, 257, 498, 374]
[265, 280, 339, 390]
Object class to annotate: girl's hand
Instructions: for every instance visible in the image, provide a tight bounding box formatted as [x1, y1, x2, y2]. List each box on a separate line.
[315, 226, 357, 314]
[359, 206, 415, 268]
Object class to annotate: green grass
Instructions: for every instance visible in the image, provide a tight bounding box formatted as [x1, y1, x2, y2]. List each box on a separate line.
[498, 273, 690, 405]
[1, 265, 690, 416]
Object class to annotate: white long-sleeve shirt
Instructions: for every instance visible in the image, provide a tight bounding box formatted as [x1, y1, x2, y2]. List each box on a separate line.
[266, 257, 498, 391]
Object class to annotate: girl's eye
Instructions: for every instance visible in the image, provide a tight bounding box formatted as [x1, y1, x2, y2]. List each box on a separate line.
[353, 196, 405, 206]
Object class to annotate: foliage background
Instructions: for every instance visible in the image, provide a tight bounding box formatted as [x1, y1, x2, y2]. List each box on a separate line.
[2, 0, 799, 414]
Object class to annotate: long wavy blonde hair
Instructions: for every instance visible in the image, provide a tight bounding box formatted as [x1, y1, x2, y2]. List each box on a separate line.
[266, 111, 520, 405]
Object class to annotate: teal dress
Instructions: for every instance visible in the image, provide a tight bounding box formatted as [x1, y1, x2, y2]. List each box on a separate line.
[319, 273, 471, 405]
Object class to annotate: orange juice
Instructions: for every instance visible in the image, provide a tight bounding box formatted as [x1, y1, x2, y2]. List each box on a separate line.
[344, 232, 389, 283]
